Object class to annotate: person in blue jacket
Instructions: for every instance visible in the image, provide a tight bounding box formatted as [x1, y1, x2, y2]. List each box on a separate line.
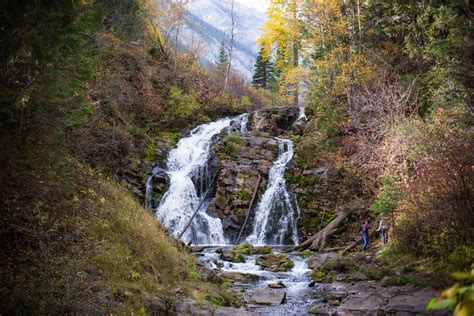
[361, 220, 369, 251]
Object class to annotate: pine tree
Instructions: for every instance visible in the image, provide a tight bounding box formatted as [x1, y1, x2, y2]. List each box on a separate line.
[252, 46, 275, 89]
[217, 41, 229, 67]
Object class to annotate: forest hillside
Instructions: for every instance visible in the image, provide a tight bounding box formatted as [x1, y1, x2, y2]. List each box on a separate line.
[0, 0, 473, 315]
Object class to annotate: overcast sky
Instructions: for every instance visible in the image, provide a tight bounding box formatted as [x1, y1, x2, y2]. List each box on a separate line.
[236, 0, 268, 13]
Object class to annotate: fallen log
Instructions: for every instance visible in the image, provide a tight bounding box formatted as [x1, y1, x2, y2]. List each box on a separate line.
[298, 209, 352, 251]
[236, 174, 262, 244]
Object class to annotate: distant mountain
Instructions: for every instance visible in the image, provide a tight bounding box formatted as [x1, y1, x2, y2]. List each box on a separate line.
[180, 0, 266, 79]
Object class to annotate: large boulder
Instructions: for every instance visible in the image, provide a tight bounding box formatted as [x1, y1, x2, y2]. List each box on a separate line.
[251, 107, 299, 135]
[219, 249, 245, 263]
[256, 254, 294, 272]
[292, 119, 306, 135]
[385, 287, 441, 314]
[308, 252, 340, 269]
[338, 294, 387, 315]
[249, 288, 287, 305]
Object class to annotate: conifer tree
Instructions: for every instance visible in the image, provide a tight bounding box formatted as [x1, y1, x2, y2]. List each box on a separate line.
[217, 41, 229, 67]
[252, 46, 275, 89]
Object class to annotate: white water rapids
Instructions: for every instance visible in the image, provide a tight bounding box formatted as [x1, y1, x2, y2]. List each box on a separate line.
[246, 139, 300, 245]
[151, 114, 299, 246]
[156, 118, 232, 245]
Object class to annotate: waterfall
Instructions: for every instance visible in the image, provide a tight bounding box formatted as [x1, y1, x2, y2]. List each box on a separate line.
[239, 113, 249, 133]
[246, 138, 300, 246]
[156, 118, 234, 245]
[145, 175, 154, 209]
[297, 107, 306, 120]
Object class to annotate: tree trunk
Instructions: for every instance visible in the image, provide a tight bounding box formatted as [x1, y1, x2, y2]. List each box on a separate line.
[223, 0, 235, 93]
[298, 209, 352, 250]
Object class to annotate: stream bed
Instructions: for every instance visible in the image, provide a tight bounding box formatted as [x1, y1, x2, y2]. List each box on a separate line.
[197, 247, 319, 315]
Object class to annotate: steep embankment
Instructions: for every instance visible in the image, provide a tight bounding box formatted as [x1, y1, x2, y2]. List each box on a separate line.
[0, 1, 263, 313]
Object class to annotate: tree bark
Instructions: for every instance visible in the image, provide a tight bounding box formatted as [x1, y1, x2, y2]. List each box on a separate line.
[223, 0, 235, 93]
[298, 208, 352, 250]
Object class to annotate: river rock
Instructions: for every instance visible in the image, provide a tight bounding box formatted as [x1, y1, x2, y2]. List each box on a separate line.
[308, 304, 326, 314]
[249, 288, 287, 305]
[215, 307, 258, 316]
[219, 249, 245, 263]
[256, 254, 294, 272]
[268, 281, 286, 289]
[189, 246, 205, 252]
[221, 272, 259, 283]
[255, 246, 272, 254]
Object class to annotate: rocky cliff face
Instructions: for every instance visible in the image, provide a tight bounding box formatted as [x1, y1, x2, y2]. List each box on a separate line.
[206, 107, 302, 241]
[147, 106, 345, 243]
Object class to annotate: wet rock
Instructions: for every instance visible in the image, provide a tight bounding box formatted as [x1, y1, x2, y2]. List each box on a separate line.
[249, 288, 287, 305]
[385, 287, 439, 314]
[219, 249, 245, 263]
[255, 246, 272, 255]
[189, 246, 205, 252]
[221, 272, 259, 283]
[215, 307, 258, 316]
[308, 304, 325, 314]
[232, 243, 256, 255]
[256, 254, 294, 272]
[292, 119, 306, 135]
[268, 281, 286, 289]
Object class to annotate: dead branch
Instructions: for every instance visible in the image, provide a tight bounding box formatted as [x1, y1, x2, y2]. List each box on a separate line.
[298, 208, 352, 251]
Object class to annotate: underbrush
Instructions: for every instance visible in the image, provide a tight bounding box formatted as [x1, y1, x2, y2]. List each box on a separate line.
[0, 159, 201, 314]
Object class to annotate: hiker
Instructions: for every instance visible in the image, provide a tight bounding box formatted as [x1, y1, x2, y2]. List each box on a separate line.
[361, 220, 369, 251]
[376, 218, 388, 244]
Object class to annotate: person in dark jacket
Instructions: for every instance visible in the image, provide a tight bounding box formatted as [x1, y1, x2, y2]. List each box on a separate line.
[361, 220, 369, 251]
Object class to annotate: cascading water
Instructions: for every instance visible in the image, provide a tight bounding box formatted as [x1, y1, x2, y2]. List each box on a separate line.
[239, 113, 249, 133]
[297, 106, 307, 120]
[246, 138, 300, 246]
[156, 118, 234, 245]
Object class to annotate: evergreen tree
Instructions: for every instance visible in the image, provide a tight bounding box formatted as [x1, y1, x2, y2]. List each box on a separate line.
[217, 41, 229, 66]
[252, 46, 275, 89]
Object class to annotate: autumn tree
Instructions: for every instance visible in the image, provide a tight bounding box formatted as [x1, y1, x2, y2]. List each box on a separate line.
[259, 0, 305, 106]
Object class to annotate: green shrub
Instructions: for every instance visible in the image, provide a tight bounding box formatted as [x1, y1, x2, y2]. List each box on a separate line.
[223, 133, 243, 160]
[165, 85, 198, 122]
[382, 275, 414, 287]
[369, 177, 400, 216]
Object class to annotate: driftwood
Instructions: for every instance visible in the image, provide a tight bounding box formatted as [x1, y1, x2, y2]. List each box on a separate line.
[298, 209, 352, 251]
[178, 172, 219, 240]
[236, 174, 262, 244]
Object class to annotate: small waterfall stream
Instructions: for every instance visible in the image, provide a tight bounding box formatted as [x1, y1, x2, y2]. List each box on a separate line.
[246, 138, 300, 246]
[147, 113, 312, 314]
[156, 118, 233, 245]
[297, 106, 307, 120]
